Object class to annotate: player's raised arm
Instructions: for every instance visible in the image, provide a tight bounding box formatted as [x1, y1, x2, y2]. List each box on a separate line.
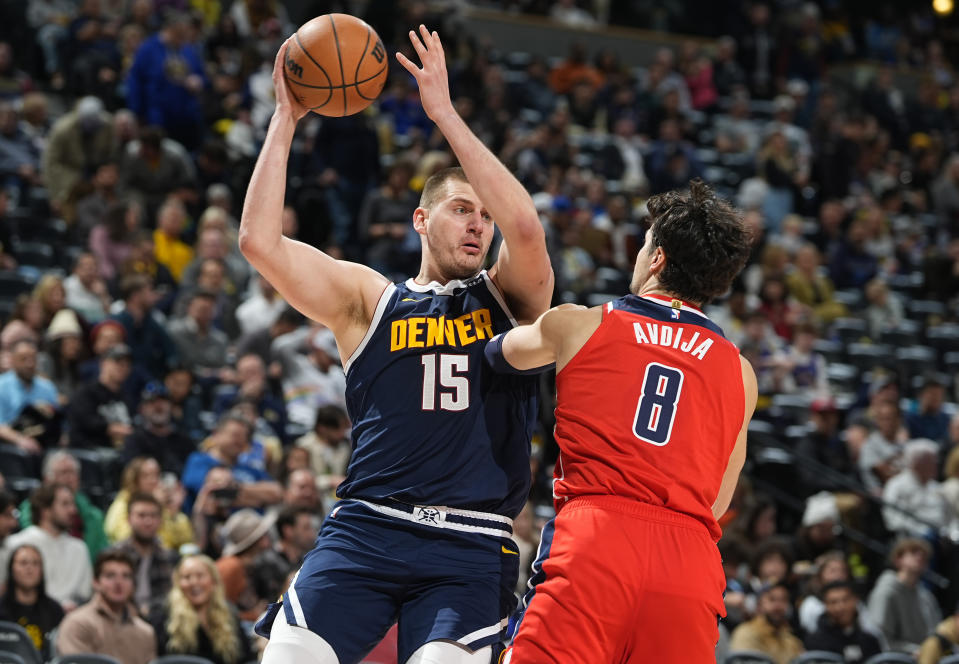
[486, 304, 589, 373]
[239, 39, 389, 346]
[396, 26, 553, 323]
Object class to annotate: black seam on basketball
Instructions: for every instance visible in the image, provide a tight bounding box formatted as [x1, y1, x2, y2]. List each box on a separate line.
[291, 32, 333, 107]
[328, 15, 348, 116]
[285, 65, 387, 90]
[353, 26, 372, 95]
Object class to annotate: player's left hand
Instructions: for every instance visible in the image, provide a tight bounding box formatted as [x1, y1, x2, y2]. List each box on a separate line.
[396, 25, 453, 122]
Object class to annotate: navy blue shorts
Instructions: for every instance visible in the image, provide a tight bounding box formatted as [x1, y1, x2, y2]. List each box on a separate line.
[254, 500, 520, 664]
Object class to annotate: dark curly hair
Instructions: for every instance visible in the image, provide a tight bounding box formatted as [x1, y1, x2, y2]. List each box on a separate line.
[646, 179, 751, 306]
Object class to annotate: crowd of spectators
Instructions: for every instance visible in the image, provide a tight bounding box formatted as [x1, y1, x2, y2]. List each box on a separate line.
[0, 0, 958, 663]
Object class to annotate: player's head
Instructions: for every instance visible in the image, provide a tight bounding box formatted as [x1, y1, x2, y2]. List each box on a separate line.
[631, 180, 751, 306]
[414, 167, 494, 281]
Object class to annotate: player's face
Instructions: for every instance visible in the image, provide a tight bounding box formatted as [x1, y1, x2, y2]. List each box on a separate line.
[418, 181, 494, 281]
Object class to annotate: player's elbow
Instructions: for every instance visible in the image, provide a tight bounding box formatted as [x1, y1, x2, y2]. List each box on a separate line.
[238, 227, 274, 263]
[512, 213, 547, 245]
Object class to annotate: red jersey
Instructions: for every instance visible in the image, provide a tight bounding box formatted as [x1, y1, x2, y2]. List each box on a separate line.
[552, 294, 745, 540]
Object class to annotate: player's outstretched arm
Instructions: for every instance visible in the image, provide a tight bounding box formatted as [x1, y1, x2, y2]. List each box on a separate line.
[396, 26, 553, 323]
[712, 355, 758, 519]
[240, 39, 390, 346]
[486, 304, 586, 372]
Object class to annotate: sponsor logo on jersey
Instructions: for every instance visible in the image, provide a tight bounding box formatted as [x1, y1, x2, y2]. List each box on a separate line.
[390, 308, 494, 351]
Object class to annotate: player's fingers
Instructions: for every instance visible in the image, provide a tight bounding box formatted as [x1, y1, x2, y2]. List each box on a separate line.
[419, 24, 433, 51]
[408, 29, 427, 60]
[395, 51, 420, 76]
[273, 38, 290, 76]
[431, 31, 445, 59]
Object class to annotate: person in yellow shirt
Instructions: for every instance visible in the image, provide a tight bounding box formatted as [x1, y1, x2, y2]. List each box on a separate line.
[730, 581, 805, 664]
[153, 197, 194, 282]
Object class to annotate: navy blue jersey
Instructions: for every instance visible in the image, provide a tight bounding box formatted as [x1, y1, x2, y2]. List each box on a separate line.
[337, 270, 538, 518]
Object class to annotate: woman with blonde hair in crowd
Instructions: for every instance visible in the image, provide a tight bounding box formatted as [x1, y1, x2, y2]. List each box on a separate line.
[104, 456, 194, 549]
[32, 274, 68, 330]
[149, 554, 253, 664]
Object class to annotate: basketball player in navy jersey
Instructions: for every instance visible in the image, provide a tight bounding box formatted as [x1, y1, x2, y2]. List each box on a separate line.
[240, 26, 553, 664]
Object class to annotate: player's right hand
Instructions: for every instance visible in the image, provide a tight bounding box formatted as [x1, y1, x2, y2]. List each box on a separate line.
[273, 37, 309, 122]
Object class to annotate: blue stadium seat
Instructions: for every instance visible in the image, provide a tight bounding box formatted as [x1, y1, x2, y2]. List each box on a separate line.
[863, 654, 916, 664]
[50, 655, 121, 664]
[831, 318, 868, 345]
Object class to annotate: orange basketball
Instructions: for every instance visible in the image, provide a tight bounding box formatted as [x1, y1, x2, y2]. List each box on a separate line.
[283, 13, 389, 117]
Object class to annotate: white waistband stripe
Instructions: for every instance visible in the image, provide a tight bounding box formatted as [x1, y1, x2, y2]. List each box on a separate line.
[457, 622, 502, 646]
[351, 499, 512, 537]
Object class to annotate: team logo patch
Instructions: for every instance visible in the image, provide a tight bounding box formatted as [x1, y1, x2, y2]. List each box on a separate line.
[415, 506, 444, 524]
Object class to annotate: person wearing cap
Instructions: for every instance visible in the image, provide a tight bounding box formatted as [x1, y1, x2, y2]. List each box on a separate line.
[0, 338, 60, 454]
[215, 508, 275, 621]
[729, 579, 805, 663]
[121, 381, 195, 475]
[38, 308, 85, 401]
[792, 491, 843, 566]
[41, 95, 116, 209]
[66, 342, 133, 449]
[906, 373, 951, 445]
[867, 537, 942, 654]
[918, 602, 959, 663]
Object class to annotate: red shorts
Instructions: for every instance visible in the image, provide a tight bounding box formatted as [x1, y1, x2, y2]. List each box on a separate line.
[507, 495, 725, 664]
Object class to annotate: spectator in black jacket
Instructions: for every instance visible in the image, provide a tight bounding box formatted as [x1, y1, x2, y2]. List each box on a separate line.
[804, 581, 883, 663]
[796, 397, 857, 495]
[121, 382, 195, 475]
[67, 343, 133, 448]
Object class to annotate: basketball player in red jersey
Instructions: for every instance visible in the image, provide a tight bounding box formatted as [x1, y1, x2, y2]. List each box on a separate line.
[486, 180, 757, 663]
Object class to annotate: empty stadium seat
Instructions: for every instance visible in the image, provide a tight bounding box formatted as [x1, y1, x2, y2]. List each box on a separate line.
[831, 318, 868, 345]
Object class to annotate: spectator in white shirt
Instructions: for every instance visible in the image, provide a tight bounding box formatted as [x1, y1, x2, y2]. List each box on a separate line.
[236, 273, 286, 337]
[882, 439, 955, 538]
[5, 483, 92, 610]
[63, 252, 111, 323]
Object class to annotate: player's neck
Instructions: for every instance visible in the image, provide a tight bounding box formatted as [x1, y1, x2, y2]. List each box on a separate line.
[414, 265, 479, 287]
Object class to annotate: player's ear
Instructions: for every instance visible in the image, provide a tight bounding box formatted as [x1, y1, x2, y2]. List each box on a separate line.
[413, 207, 428, 235]
[649, 246, 666, 274]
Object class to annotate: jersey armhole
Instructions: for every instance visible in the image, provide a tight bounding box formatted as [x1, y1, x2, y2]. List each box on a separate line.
[343, 282, 397, 375]
[482, 271, 519, 328]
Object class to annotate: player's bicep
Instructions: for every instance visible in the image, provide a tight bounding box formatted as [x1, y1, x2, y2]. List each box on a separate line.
[253, 236, 389, 331]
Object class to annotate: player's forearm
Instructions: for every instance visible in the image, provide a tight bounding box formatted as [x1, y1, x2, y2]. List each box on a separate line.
[433, 110, 543, 244]
[238, 113, 297, 261]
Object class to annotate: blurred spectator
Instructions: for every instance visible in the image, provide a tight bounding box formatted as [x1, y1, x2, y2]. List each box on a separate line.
[944, 443, 959, 520]
[736, 2, 775, 98]
[295, 404, 351, 499]
[56, 548, 157, 664]
[104, 456, 160, 543]
[803, 580, 883, 663]
[18, 450, 108, 563]
[864, 277, 905, 340]
[112, 274, 177, 380]
[235, 304, 302, 369]
[63, 252, 112, 323]
[272, 326, 346, 430]
[33, 274, 68, 330]
[215, 508, 273, 621]
[729, 580, 805, 663]
[163, 365, 205, 442]
[933, 154, 959, 235]
[0, 488, 18, 587]
[251, 505, 315, 605]
[918, 603, 959, 663]
[796, 397, 858, 495]
[173, 258, 240, 339]
[168, 290, 230, 381]
[357, 161, 419, 276]
[0, 339, 60, 454]
[792, 492, 843, 566]
[213, 353, 286, 444]
[179, 225, 247, 296]
[74, 161, 120, 244]
[39, 308, 86, 402]
[780, 321, 829, 395]
[6, 483, 92, 609]
[125, 12, 206, 150]
[713, 36, 746, 97]
[235, 273, 286, 338]
[120, 128, 197, 216]
[905, 374, 951, 445]
[182, 412, 282, 514]
[156, 472, 194, 552]
[830, 218, 880, 290]
[120, 230, 179, 313]
[549, 0, 597, 28]
[121, 382, 195, 475]
[67, 342, 133, 448]
[859, 400, 908, 493]
[881, 439, 954, 538]
[41, 96, 115, 210]
[868, 538, 942, 654]
[282, 468, 321, 513]
[0, 101, 42, 201]
[0, 544, 64, 660]
[89, 198, 144, 281]
[798, 551, 884, 642]
[149, 554, 254, 664]
[62, 0, 122, 100]
[0, 41, 34, 99]
[151, 196, 195, 283]
[113, 492, 180, 616]
[548, 42, 603, 96]
[786, 244, 846, 325]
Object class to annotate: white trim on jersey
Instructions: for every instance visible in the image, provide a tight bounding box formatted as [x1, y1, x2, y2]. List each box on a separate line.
[404, 272, 483, 295]
[480, 271, 519, 328]
[343, 282, 397, 375]
[286, 568, 309, 628]
[351, 499, 513, 537]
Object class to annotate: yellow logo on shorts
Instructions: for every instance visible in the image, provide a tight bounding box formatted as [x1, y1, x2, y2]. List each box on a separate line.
[501, 545, 518, 555]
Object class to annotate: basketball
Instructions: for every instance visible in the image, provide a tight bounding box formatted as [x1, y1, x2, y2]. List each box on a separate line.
[283, 13, 389, 117]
